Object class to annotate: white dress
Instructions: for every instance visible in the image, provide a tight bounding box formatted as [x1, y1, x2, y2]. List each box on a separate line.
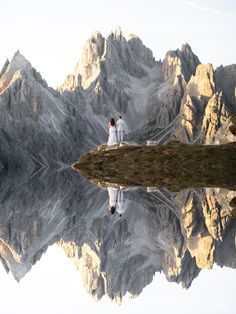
[108, 187, 118, 208]
[107, 124, 118, 146]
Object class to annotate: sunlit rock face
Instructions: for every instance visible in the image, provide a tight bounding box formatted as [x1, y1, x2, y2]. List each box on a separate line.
[75, 31, 105, 89]
[187, 63, 215, 98]
[180, 64, 216, 142]
[169, 62, 236, 144]
[201, 92, 229, 144]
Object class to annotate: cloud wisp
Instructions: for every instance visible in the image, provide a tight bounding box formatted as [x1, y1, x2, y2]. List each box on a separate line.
[179, 0, 236, 20]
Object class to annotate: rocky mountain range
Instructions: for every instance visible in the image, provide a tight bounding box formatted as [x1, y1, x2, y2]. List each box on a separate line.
[0, 169, 235, 302]
[0, 27, 235, 173]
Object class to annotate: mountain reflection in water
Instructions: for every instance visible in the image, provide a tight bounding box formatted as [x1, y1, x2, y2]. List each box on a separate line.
[0, 168, 235, 304]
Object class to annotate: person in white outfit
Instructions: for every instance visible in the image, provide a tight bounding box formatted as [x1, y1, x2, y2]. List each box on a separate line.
[107, 118, 118, 146]
[116, 116, 126, 144]
[116, 189, 125, 217]
[107, 186, 118, 215]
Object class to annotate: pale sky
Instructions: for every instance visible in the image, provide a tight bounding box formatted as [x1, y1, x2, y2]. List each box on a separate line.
[0, 244, 236, 314]
[0, 0, 235, 88]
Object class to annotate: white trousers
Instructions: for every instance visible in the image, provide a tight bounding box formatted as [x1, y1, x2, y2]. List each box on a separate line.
[117, 131, 124, 143]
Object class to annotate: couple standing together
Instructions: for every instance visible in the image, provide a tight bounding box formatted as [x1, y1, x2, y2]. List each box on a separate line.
[107, 116, 126, 146]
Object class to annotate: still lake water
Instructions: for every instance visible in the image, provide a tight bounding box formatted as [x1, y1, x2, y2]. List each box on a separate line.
[0, 168, 235, 313]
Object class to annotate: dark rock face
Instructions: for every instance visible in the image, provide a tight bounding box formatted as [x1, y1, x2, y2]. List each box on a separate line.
[215, 64, 236, 111]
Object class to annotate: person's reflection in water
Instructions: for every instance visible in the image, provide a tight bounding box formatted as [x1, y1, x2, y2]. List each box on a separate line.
[117, 189, 125, 217]
[107, 187, 125, 216]
[107, 187, 117, 215]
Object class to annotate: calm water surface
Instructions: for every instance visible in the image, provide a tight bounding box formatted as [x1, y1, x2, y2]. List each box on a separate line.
[0, 168, 235, 313]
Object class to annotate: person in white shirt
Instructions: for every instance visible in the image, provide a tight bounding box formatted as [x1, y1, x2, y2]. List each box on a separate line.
[116, 189, 125, 217]
[116, 116, 126, 144]
[107, 186, 117, 215]
[107, 187, 126, 217]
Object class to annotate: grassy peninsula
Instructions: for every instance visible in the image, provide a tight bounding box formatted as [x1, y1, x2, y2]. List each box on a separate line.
[73, 142, 236, 191]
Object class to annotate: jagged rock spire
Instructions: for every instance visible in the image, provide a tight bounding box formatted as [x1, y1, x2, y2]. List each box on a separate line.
[163, 43, 200, 82]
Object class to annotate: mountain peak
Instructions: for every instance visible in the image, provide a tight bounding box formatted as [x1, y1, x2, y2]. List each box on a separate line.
[73, 31, 105, 89]
[113, 26, 122, 39]
[0, 51, 30, 93]
[89, 31, 103, 42]
[181, 43, 192, 53]
[10, 50, 32, 72]
[0, 50, 32, 84]
[0, 50, 47, 94]
[0, 58, 10, 79]
[163, 43, 200, 82]
[108, 26, 123, 41]
[128, 33, 140, 41]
